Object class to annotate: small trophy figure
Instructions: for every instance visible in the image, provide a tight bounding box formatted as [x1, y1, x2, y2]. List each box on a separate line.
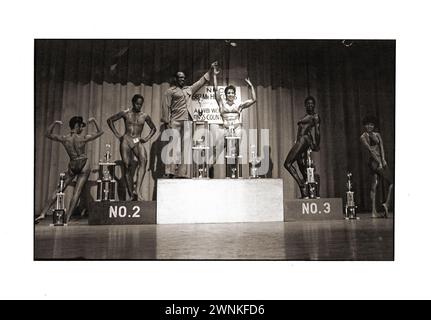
[193, 109, 199, 122]
[104, 143, 112, 162]
[305, 148, 318, 199]
[249, 144, 261, 179]
[96, 143, 117, 201]
[194, 97, 204, 121]
[198, 108, 204, 119]
[231, 167, 237, 179]
[52, 173, 66, 226]
[228, 126, 234, 138]
[345, 172, 359, 220]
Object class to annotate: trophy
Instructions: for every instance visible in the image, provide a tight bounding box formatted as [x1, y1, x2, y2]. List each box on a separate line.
[225, 126, 242, 179]
[305, 148, 318, 199]
[196, 137, 207, 178]
[192, 102, 210, 179]
[96, 143, 117, 201]
[249, 144, 261, 179]
[52, 173, 66, 226]
[344, 172, 359, 220]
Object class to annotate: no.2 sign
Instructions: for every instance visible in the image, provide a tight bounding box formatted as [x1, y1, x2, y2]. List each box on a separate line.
[109, 205, 141, 218]
[89, 201, 156, 225]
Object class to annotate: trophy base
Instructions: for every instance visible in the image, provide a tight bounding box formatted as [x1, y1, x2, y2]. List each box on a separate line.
[344, 206, 359, 220]
[96, 180, 117, 202]
[52, 209, 66, 226]
[305, 182, 319, 199]
[225, 156, 243, 179]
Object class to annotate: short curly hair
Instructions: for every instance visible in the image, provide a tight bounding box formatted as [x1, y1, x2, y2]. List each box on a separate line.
[132, 94, 144, 104]
[362, 115, 378, 126]
[69, 116, 86, 130]
[224, 85, 236, 96]
[304, 96, 316, 105]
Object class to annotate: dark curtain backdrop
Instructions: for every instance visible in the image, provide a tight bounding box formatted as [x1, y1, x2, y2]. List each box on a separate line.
[34, 39, 395, 215]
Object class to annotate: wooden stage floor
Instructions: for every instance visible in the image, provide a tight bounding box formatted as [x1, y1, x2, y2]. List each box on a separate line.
[34, 214, 393, 260]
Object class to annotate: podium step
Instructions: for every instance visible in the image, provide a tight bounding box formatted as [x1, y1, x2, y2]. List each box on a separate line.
[88, 201, 156, 225]
[157, 179, 284, 224]
[284, 198, 344, 221]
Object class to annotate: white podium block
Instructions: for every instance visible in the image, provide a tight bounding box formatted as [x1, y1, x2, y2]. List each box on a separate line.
[157, 179, 284, 224]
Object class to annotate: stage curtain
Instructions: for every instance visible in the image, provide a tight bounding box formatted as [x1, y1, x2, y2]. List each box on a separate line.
[35, 40, 395, 214]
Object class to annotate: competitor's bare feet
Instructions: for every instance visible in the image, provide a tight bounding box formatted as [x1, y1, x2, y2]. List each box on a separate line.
[371, 211, 383, 219]
[35, 214, 45, 223]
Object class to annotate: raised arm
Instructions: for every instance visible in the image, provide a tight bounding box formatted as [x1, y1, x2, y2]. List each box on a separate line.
[360, 134, 382, 167]
[107, 110, 127, 139]
[213, 65, 223, 109]
[45, 120, 65, 142]
[190, 61, 218, 95]
[83, 118, 104, 142]
[239, 78, 257, 111]
[141, 115, 157, 143]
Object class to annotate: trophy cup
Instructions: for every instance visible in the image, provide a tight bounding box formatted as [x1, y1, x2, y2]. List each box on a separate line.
[305, 148, 318, 199]
[344, 172, 359, 220]
[52, 173, 66, 226]
[192, 101, 210, 179]
[96, 143, 117, 201]
[249, 144, 261, 179]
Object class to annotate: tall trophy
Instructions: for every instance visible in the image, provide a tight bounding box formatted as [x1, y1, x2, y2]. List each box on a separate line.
[225, 126, 242, 178]
[305, 148, 318, 199]
[52, 173, 66, 226]
[344, 172, 359, 220]
[96, 143, 117, 201]
[249, 144, 261, 179]
[192, 101, 210, 178]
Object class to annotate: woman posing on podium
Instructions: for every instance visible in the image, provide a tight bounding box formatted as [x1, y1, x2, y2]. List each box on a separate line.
[212, 64, 257, 178]
[283, 96, 321, 198]
[212, 63, 257, 137]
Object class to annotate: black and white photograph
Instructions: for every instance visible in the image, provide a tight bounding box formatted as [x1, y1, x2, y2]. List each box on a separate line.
[2, 0, 431, 301]
[33, 39, 395, 260]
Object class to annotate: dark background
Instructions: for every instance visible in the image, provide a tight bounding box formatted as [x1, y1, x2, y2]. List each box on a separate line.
[35, 39, 395, 214]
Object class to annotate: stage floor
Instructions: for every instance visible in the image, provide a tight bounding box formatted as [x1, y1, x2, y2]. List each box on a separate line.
[34, 214, 394, 260]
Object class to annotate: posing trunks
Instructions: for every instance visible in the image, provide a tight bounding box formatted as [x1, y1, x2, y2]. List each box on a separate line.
[369, 158, 393, 183]
[122, 134, 141, 149]
[68, 156, 88, 175]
